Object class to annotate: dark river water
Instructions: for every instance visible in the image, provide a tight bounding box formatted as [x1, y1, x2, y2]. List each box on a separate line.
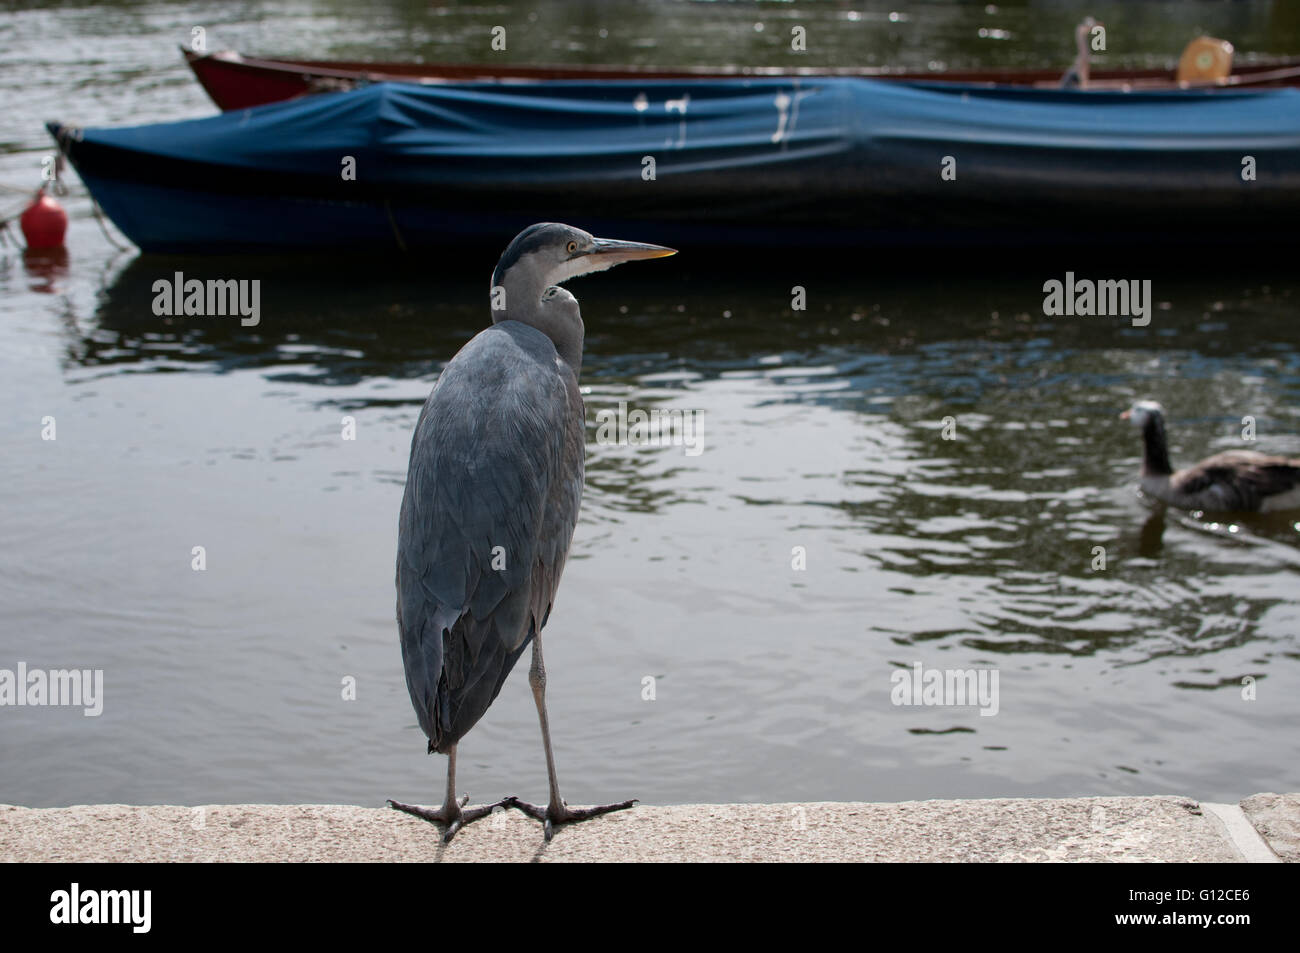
[2, 0, 1298, 811]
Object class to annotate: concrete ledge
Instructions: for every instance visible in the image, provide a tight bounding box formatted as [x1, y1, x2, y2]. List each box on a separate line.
[0, 795, 1290, 862]
[1239, 793, 1300, 863]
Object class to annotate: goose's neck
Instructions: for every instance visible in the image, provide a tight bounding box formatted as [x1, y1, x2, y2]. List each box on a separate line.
[1141, 415, 1172, 477]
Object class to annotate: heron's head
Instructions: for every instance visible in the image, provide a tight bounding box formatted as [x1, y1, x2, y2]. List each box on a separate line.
[1075, 16, 1102, 47]
[491, 223, 675, 302]
[489, 223, 675, 372]
[1120, 399, 1164, 428]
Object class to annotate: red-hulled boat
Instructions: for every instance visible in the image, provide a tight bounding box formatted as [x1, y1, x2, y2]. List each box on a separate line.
[182, 45, 1300, 112]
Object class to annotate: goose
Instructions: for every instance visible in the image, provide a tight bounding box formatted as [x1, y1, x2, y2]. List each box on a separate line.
[1121, 399, 1300, 512]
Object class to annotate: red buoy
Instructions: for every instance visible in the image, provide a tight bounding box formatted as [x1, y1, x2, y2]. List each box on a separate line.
[20, 188, 68, 249]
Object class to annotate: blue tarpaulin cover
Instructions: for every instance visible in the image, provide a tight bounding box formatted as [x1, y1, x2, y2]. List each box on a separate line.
[53, 77, 1300, 250]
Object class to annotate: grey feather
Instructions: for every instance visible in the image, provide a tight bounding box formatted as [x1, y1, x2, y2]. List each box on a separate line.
[397, 321, 583, 753]
[395, 223, 673, 763]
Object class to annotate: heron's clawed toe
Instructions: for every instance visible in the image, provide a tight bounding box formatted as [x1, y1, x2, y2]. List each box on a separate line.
[387, 796, 509, 842]
[505, 796, 638, 840]
[502, 795, 546, 822]
[387, 798, 451, 824]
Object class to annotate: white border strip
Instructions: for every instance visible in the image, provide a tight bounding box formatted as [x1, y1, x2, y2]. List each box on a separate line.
[1202, 802, 1280, 863]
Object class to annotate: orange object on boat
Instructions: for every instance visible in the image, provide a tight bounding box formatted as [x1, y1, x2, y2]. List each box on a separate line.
[1178, 36, 1234, 85]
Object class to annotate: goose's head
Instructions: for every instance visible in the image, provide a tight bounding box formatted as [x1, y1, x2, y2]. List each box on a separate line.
[1120, 399, 1165, 428]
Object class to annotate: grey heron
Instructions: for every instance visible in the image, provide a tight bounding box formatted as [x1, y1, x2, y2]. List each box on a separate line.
[1060, 17, 1100, 89]
[388, 223, 676, 841]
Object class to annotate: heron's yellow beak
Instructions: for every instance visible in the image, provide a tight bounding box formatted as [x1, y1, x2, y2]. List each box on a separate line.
[585, 237, 677, 266]
[562, 237, 676, 280]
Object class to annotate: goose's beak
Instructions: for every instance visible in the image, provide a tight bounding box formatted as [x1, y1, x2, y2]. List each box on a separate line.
[1119, 409, 1131, 420]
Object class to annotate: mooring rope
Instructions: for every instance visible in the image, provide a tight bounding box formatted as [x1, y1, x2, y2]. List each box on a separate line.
[88, 194, 130, 251]
[0, 218, 25, 250]
[44, 129, 129, 251]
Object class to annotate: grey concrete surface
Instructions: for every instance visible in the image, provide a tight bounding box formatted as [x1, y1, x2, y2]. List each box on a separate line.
[2, 795, 1288, 862]
[1239, 793, 1300, 863]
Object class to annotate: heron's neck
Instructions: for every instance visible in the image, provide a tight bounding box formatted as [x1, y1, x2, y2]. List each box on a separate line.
[545, 301, 584, 377]
[1075, 25, 1090, 83]
[493, 278, 585, 375]
[1140, 415, 1172, 476]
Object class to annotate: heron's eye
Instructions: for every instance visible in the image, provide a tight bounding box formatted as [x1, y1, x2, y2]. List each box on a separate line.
[566, 240, 578, 255]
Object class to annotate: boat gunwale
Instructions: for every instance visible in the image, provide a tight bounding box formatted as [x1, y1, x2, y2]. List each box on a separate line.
[182, 46, 1300, 96]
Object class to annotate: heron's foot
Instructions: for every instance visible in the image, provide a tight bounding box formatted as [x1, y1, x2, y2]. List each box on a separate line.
[504, 795, 638, 841]
[386, 794, 508, 843]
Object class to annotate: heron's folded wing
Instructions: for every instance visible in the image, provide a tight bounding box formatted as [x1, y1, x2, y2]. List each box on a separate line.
[396, 324, 583, 746]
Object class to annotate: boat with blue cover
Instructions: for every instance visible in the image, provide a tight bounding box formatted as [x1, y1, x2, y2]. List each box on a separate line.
[48, 75, 1300, 253]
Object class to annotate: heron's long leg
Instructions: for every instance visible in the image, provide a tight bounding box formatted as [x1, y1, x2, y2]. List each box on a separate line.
[388, 743, 508, 843]
[506, 635, 637, 840]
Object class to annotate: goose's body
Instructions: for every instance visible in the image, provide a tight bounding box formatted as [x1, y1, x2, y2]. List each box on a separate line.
[1124, 400, 1300, 513]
